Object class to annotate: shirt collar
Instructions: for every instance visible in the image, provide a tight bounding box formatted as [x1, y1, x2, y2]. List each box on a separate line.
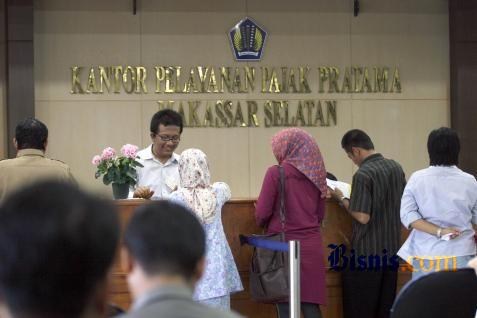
[428, 165, 458, 170]
[138, 145, 154, 160]
[141, 145, 179, 164]
[360, 153, 383, 166]
[132, 284, 193, 311]
[170, 152, 180, 163]
[16, 149, 45, 158]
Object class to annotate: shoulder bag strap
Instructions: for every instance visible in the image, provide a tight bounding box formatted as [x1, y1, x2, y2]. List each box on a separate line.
[278, 165, 286, 233]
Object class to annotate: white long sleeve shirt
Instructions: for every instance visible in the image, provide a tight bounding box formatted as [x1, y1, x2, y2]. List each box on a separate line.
[398, 165, 477, 263]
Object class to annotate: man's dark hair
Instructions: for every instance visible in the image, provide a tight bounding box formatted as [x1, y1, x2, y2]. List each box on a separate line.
[326, 172, 338, 181]
[124, 201, 205, 280]
[341, 129, 375, 153]
[15, 117, 49, 150]
[0, 181, 120, 318]
[150, 109, 183, 134]
[427, 127, 460, 166]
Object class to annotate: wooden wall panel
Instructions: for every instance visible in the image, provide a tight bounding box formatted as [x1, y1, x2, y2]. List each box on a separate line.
[6, 0, 34, 158]
[450, 0, 477, 177]
[0, 0, 6, 158]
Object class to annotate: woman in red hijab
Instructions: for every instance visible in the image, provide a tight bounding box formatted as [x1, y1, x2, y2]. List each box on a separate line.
[255, 128, 327, 318]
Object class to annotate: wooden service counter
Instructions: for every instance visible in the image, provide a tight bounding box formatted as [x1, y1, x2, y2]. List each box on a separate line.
[110, 199, 411, 318]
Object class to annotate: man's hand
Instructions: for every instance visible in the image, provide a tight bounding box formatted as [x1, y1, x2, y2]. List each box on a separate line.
[330, 187, 344, 201]
[441, 227, 461, 239]
[330, 187, 369, 223]
[133, 186, 154, 199]
[468, 256, 477, 274]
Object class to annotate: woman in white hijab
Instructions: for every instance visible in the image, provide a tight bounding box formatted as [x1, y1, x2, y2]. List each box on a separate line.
[169, 148, 243, 310]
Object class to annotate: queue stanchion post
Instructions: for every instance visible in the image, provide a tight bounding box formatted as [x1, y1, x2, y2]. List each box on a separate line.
[289, 240, 300, 318]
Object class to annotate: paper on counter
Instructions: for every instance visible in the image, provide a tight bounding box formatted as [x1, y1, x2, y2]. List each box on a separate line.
[326, 179, 351, 199]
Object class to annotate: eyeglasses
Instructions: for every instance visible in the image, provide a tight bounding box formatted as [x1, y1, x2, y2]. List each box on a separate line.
[156, 134, 180, 143]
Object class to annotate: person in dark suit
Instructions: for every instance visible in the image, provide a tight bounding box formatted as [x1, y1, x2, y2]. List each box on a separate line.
[119, 200, 242, 318]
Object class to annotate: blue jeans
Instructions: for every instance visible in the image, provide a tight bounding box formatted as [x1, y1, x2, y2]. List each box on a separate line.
[411, 255, 475, 280]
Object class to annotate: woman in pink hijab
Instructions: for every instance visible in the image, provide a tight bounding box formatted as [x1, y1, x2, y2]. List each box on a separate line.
[169, 148, 243, 310]
[256, 128, 327, 318]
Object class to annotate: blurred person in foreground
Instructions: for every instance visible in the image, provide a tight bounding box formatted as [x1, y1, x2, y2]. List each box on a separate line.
[0, 180, 119, 318]
[120, 200, 242, 318]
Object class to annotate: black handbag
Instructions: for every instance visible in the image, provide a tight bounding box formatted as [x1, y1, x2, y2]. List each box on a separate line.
[249, 165, 289, 303]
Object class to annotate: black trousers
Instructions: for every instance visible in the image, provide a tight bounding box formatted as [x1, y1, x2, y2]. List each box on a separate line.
[342, 269, 398, 318]
[276, 302, 322, 318]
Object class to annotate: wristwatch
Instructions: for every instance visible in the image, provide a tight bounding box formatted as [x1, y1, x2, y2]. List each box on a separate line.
[436, 227, 442, 239]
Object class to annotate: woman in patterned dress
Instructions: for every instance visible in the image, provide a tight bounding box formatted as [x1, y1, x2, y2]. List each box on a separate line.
[169, 148, 243, 310]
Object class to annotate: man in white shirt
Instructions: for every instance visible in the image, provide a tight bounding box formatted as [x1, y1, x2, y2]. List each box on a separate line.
[398, 127, 477, 280]
[133, 109, 183, 200]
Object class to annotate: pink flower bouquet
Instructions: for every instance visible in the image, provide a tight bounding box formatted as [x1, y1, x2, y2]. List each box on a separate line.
[92, 144, 143, 186]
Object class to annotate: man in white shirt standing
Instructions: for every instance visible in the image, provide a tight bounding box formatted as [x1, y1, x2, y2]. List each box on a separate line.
[398, 127, 477, 280]
[133, 109, 183, 200]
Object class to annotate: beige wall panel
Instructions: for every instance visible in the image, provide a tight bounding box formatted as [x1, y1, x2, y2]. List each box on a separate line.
[140, 13, 235, 65]
[349, 4, 449, 100]
[313, 101, 355, 185]
[35, 0, 133, 11]
[34, 5, 141, 102]
[244, 12, 352, 102]
[140, 0, 246, 65]
[36, 100, 143, 196]
[351, 99, 449, 181]
[248, 0, 351, 14]
[140, 8, 352, 101]
[141, 0, 245, 14]
[242, 12, 351, 64]
[177, 127, 251, 198]
[139, 101, 160, 147]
